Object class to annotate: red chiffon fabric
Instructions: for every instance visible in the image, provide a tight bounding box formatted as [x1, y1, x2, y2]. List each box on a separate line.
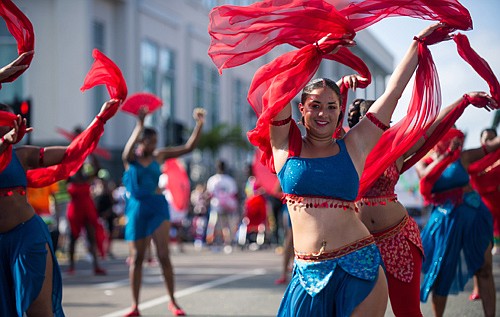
[208, 0, 472, 173]
[401, 34, 500, 173]
[418, 128, 464, 204]
[208, 0, 471, 73]
[162, 159, 190, 211]
[26, 50, 127, 187]
[80, 49, 128, 101]
[0, 0, 34, 84]
[357, 40, 441, 197]
[56, 127, 112, 160]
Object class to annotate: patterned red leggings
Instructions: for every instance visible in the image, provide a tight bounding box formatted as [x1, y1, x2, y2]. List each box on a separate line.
[386, 242, 423, 317]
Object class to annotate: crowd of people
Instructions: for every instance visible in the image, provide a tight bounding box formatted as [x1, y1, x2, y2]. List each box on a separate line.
[1, 1, 500, 317]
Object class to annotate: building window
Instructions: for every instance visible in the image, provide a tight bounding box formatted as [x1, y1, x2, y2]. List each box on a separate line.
[0, 21, 23, 105]
[193, 62, 220, 129]
[234, 79, 252, 131]
[93, 21, 106, 115]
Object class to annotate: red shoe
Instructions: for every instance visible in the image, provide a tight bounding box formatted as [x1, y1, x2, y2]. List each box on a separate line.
[124, 307, 140, 317]
[469, 292, 480, 301]
[168, 302, 186, 316]
[94, 267, 107, 275]
[274, 276, 287, 285]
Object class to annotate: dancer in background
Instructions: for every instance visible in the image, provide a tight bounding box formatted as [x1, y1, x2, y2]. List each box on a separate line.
[348, 91, 496, 317]
[416, 127, 499, 317]
[0, 95, 119, 317]
[467, 127, 500, 302]
[122, 106, 205, 317]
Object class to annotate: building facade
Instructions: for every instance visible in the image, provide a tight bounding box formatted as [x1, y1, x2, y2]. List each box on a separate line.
[1, 0, 393, 182]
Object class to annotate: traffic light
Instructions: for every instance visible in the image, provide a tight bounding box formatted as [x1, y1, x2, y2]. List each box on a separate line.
[11, 98, 32, 127]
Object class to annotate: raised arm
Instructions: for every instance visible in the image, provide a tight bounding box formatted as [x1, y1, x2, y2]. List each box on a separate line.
[403, 91, 497, 160]
[462, 135, 500, 169]
[122, 107, 146, 168]
[346, 22, 448, 160]
[16, 99, 119, 170]
[0, 51, 33, 83]
[155, 108, 206, 161]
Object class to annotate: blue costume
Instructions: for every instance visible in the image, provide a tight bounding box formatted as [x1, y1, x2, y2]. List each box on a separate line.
[420, 160, 493, 302]
[123, 160, 170, 241]
[276, 139, 383, 317]
[0, 151, 65, 317]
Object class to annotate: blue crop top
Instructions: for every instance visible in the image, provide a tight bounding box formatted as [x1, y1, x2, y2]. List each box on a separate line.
[277, 139, 359, 201]
[432, 160, 469, 193]
[0, 150, 27, 189]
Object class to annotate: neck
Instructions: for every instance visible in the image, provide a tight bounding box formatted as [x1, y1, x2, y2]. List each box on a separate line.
[304, 134, 336, 149]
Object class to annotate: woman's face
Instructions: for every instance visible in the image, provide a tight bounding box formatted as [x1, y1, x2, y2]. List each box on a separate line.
[138, 134, 157, 155]
[299, 87, 341, 137]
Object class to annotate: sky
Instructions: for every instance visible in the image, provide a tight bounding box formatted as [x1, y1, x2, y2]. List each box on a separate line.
[367, 0, 500, 148]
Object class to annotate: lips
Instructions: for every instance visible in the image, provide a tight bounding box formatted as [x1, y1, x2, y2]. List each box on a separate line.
[315, 120, 329, 126]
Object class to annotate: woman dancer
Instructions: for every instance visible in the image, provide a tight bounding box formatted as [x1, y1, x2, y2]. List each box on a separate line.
[0, 96, 118, 317]
[122, 106, 205, 317]
[269, 23, 445, 316]
[348, 92, 496, 317]
[416, 127, 499, 317]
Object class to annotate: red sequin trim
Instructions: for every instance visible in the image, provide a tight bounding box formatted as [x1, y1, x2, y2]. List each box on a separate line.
[295, 235, 375, 261]
[365, 112, 389, 131]
[0, 186, 26, 197]
[270, 115, 292, 126]
[357, 195, 398, 207]
[283, 194, 358, 212]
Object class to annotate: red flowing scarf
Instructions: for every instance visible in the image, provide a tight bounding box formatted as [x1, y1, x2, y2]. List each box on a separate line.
[357, 38, 442, 197]
[208, 0, 472, 173]
[468, 148, 500, 196]
[418, 128, 464, 205]
[0, 0, 34, 84]
[401, 34, 500, 173]
[26, 49, 127, 187]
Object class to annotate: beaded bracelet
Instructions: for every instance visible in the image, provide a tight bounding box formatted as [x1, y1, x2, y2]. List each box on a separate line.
[365, 112, 390, 131]
[270, 115, 292, 126]
[413, 36, 424, 43]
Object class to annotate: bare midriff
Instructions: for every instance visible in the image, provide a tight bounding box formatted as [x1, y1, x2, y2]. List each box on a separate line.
[287, 200, 372, 255]
[357, 200, 408, 233]
[0, 194, 35, 233]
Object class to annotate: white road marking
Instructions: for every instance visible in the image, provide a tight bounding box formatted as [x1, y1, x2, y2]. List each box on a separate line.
[98, 268, 267, 317]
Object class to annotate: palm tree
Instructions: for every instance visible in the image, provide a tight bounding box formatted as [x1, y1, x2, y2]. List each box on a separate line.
[197, 123, 252, 157]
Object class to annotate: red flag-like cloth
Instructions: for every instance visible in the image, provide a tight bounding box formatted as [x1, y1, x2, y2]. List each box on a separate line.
[80, 49, 128, 100]
[26, 50, 126, 187]
[162, 159, 190, 211]
[0, 0, 34, 83]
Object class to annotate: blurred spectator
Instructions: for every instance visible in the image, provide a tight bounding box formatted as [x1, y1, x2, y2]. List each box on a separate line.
[206, 160, 239, 254]
[26, 183, 59, 250]
[190, 183, 210, 250]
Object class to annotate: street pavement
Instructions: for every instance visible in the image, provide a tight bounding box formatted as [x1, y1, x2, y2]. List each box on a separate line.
[58, 239, 500, 317]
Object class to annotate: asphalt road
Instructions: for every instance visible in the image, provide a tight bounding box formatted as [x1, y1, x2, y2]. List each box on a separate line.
[58, 239, 500, 317]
